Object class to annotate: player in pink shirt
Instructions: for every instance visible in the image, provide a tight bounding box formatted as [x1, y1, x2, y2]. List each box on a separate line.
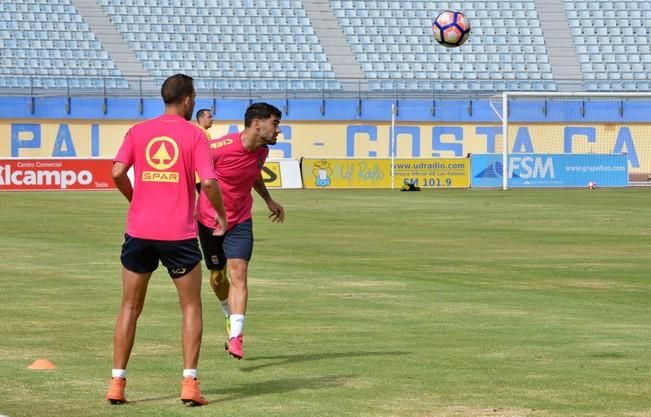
[196, 103, 285, 359]
[107, 74, 227, 407]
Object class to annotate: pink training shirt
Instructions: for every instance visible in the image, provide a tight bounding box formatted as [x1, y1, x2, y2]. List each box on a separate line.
[196, 132, 269, 230]
[114, 114, 216, 241]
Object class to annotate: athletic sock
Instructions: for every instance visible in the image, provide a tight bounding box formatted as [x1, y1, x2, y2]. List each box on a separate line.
[112, 369, 127, 379]
[183, 369, 197, 379]
[229, 314, 245, 338]
[221, 299, 231, 317]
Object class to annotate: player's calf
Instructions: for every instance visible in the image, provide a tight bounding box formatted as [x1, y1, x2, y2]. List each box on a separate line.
[210, 268, 230, 301]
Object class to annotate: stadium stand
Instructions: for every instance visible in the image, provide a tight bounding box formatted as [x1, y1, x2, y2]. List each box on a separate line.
[563, 0, 651, 91]
[0, 0, 128, 89]
[97, 0, 340, 91]
[0, 0, 648, 93]
[331, 0, 556, 92]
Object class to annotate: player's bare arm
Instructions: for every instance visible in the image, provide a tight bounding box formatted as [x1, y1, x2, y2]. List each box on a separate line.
[112, 161, 133, 202]
[253, 175, 285, 223]
[201, 178, 228, 235]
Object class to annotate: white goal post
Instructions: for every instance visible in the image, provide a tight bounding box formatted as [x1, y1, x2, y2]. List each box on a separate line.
[490, 91, 651, 190]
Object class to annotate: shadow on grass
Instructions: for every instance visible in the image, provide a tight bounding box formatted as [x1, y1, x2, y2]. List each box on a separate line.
[125, 351, 409, 405]
[241, 350, 410, 372]
[125, 375, 348, 406]
[204, 375, 348, 404]
[127, 395, 177, 404]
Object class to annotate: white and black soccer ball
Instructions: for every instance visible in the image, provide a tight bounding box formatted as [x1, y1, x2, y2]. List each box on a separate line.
[432, 10, 471, 48]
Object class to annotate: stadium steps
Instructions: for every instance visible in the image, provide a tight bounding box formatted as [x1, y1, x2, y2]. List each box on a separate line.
[534, 0, 583, 91]
[70, 0, 155, 91]
[301, 0, 365, 92]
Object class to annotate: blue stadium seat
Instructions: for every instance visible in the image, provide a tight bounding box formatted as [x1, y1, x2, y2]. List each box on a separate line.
[0, 0, 128, 89]
[1, 0, 645, 93]
[564, 0, 650, 90]
[97, 0, 339, 91]
[330, 0, 556, 91]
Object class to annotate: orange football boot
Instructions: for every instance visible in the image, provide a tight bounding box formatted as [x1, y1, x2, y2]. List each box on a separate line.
[106, 377, 127, 405]
[180, 377, 208, 406]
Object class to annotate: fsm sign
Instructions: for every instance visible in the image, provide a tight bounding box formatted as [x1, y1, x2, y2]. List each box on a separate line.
[509, 156, 555, 180]
[471, 154, 628, 188]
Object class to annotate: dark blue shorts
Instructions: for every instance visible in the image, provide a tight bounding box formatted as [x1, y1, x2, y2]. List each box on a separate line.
[197, 219, 254, 270]
[120, 234, 202, 278]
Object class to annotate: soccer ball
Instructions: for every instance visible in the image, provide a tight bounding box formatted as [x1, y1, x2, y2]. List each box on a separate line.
[587, 181, 598, 190]
[432, 11, 471, 48]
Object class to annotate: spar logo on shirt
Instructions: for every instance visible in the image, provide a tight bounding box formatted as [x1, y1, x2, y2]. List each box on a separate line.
[143, 136, 180, 183]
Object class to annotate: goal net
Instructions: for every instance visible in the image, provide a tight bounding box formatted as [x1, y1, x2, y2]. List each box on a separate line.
[489, 92, 651, 189]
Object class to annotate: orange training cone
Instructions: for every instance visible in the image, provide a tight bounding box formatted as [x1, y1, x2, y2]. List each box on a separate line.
[28, 358, 57, 370]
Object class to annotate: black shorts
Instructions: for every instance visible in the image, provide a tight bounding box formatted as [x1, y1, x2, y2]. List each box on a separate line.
[197, 219, 254, 270]
[120, 234, 202, 279]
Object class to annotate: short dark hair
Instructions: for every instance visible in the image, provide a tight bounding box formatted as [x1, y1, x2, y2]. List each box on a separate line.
[161, 74, 195, 105]
[244, 102, 282, 128]
[196, 108, 211, 121]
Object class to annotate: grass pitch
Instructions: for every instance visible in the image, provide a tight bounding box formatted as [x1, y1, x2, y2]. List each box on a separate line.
[0, 188, 649, 417]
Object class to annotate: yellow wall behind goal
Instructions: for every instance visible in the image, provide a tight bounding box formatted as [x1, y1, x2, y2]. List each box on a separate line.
[1, 120, 648, 175]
